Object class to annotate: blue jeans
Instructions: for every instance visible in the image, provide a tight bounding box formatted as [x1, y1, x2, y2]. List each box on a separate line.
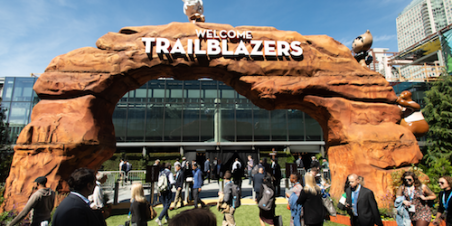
[158, 190, 172, 220]
[248, 170, 253, 184]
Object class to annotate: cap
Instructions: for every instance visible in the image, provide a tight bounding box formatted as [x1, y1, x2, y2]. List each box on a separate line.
[34, 176, 47, 184]
[182, 157, 186, 160]
[156, 159, 160, 162]
[224, 171, 232, 179]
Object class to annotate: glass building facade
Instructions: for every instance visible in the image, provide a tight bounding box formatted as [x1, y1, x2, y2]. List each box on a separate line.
[0, 77, 325, 152]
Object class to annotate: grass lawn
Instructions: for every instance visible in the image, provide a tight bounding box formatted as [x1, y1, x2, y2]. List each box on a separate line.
[106, 204, 344, 226]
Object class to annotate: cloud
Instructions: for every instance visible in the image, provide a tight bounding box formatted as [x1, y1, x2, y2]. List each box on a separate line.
[373, 34, 397, 42]
[337, 38, 353, 49]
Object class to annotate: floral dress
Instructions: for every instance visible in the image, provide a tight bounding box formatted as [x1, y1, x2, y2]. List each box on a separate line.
[403, 186, 432, 222]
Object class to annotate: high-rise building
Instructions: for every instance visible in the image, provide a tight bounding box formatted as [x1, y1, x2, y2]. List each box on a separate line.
[397, 0, 452, 52]
[396, 0, 451, 81]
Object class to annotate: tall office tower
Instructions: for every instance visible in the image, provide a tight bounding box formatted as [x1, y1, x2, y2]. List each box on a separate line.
[396, 0, 452, 80]
[397, 0, 452, 52]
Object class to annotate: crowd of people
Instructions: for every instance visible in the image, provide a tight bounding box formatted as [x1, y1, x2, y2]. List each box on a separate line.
[6, 154, 452, 226]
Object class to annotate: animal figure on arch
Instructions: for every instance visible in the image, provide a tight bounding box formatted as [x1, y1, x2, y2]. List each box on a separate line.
[352, 30, 373, 67]
[182, 0, 205, 23]
[396, 90, 429, 137]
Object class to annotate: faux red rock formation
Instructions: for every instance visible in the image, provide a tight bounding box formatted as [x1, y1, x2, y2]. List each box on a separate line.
[2, 22, 422, 212]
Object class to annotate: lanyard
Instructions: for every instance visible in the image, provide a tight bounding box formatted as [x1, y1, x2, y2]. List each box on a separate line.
[407, 187, 414, 201]
[443, 191, 452, 210]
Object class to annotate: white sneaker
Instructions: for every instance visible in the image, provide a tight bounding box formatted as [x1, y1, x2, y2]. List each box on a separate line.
[163, 218, 168, 224]
[155, 218, 162, 226]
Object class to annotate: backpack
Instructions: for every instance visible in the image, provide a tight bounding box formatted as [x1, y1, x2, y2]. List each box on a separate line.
[252, 165, 259, 176]
[157, 171, 169, 192]
[231, 183, 241, 208]
[258, 184, 274, 211]
[121, 163, 127, 172]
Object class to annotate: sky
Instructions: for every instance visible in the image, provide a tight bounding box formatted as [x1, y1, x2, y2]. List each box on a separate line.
[0, 0, 413, 76]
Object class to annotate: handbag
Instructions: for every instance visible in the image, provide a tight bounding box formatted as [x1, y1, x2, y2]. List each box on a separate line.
[146, 202, 157, 220]
[322, 195, 337, 216]
[274, 215, 283, 226]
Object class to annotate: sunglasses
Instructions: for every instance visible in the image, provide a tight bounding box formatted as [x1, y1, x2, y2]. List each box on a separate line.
[404, 178, 413, 182]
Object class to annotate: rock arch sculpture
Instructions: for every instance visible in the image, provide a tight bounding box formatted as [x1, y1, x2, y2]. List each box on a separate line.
[2, 22, 422, 211]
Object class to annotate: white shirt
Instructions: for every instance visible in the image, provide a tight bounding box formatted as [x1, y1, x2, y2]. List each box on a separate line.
[89, 181, 104, 209]
[126, 162, 132, 171]
[119, 161, 124, 171]
[71, 191, 90, 205]
[232, 161, 241, 172]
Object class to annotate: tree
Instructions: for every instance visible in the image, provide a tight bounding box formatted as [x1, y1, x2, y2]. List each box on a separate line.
[423, 73, 452, 165]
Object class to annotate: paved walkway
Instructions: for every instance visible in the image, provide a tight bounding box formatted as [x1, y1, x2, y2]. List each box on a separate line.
[111, 178, 288, 209]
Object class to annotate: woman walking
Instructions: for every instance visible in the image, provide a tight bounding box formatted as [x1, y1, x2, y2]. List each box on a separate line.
[297, 173, 325, 226]
[396, 171, 436, 226]
[433, 176, 452, 226]
[257, 175, 276, 226]
[130, 183, 151, 226]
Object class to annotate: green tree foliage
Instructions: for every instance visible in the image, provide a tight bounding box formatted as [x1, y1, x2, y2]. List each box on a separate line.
[423, 74, 452, 165]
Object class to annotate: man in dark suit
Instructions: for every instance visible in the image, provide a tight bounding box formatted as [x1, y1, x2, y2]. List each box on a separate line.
[262, 158, 272, 177]
[271, 158, 282, 197]
[170, 163, 185, 210]
[253, 167, 265, 202]
[52, 168, 105, 226]
[345, 174, 383, 226]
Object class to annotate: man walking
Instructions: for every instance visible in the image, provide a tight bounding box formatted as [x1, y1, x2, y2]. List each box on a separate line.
[170, 163, 185, 210]
[296, 155, 305, 175]
[232, 158, 242, 189]
[253, 167, 265, 201]
[192, 162, 206, 208]
[52, 168, 105, 226]
[219, 171, 238, 226]
[204, 158, 211, 184]
[345, 174, 383, 226]
[156, 163, 175, 225]
[271, 158, 282, 197]
[9, 176, 55, 226]
[247, 155, 254, 185]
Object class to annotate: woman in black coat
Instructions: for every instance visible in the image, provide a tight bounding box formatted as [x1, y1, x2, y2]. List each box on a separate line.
[297, 173, 325, 226]
[130, 183, 150, 226]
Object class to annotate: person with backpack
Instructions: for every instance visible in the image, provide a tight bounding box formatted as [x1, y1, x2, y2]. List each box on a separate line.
[257, 175, 276, 226]
[219, 170, 241, 226]
[156, 163, 175, 226]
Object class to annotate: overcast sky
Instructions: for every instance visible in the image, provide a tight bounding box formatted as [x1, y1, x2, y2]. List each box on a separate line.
[0, 0, 412, 76]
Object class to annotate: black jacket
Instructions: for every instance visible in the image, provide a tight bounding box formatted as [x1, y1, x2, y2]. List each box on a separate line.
[345, 186, 383, 226]
[272, 162, 282, 180]
[130, 201, 149, 226]
[253, 173, 265, 193]
[52, 193, 104, 226]
[297, 189, 325, 225]
[175, 170, 185, 189]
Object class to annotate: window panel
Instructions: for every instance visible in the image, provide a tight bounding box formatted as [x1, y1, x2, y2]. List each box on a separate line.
[146, 104, 164, 141]
[271, 110, 287, 141]
[126, 103, 146, 141]
[288, 110, 305, 141]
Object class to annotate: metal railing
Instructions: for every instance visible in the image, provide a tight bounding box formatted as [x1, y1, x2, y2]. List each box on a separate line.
[100, 170, 147, 189]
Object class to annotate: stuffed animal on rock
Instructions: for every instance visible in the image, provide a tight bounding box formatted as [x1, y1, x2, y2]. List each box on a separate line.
[396, 90, 429, 137]
[182, 0, 205, 23]
[352, 30, 373, 67]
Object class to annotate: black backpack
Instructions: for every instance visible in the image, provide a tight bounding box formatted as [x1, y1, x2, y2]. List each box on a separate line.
[231, 183, 241, 208]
